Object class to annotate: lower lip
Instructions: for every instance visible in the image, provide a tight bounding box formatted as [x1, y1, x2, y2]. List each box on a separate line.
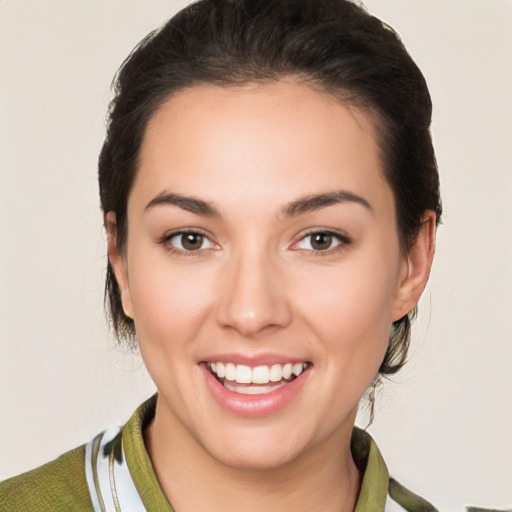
[202, 365, 309, 418]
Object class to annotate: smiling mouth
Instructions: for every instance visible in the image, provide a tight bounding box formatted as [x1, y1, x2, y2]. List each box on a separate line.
[206, 361, 310, 395]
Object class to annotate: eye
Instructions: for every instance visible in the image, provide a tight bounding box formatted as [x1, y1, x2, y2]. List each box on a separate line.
[294, 231, 350, 252]
[164, 230, 217, 252]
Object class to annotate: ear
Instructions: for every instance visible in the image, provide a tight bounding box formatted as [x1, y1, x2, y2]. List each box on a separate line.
[105, 211, 134, 319]
[392, 211, 436, 321]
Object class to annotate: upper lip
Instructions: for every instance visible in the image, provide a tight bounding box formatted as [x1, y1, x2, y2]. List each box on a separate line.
[200, 353, 311, 367]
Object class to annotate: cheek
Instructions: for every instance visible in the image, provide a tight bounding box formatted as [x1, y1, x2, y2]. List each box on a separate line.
[302, 262, 397, 328]
[127, 256, 216, 354]
[296, 255, 400, 364]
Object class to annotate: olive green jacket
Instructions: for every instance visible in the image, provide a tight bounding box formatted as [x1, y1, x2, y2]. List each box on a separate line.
[1, 395, 436, 511]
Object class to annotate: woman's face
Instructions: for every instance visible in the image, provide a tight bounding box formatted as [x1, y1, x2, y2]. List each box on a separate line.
[110, 80, 428, 469]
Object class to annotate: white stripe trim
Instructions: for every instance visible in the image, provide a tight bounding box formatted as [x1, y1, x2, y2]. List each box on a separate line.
[85, 427, 147, 512]
[85, 433, 104, 512]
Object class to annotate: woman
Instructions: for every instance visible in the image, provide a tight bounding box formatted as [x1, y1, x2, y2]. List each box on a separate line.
[1, 0, 441, 510]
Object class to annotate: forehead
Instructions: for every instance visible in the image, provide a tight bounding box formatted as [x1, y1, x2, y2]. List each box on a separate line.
[132, 80, 392, 216]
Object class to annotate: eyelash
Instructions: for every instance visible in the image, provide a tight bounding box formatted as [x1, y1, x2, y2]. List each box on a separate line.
[158, 229, 218, 257]
[292, 229, 352, 255]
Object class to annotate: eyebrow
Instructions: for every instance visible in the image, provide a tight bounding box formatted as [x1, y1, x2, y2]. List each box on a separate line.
[282, 190, 373, 217]
[144, 189, 373, 218]
[144, 192, 220, 217]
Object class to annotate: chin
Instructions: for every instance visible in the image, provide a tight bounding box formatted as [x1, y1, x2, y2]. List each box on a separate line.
[210, 444, 302, 472]
[197, 423, 315, 472]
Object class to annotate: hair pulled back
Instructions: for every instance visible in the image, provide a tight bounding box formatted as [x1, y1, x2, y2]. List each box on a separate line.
[99, 0, 442, 380]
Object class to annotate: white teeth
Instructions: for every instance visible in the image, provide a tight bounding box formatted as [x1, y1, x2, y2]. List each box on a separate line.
[292, 363, 304, 377]
[269, 364, 283, 382]
[252, 365, 270, 384]
[225, 363, 236, 381]
[224, 380, 288, 395]
[282, 363, 293, 380]
[207, 361, 308, 385]
[235, 365, 252, 384]
[216, 362, 225, 378]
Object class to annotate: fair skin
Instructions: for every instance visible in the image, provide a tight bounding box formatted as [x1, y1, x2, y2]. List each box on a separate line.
[108, 80, 435, 512]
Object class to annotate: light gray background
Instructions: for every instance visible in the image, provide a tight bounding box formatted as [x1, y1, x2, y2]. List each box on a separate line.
[1, 1, 511, 510]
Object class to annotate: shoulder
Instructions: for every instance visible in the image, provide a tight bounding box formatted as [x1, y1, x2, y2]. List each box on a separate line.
[0, 444, 94, 512]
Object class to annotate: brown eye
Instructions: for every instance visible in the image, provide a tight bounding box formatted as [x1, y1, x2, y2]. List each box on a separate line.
[181, 233, 204, 250]
[294, 231, 349, 253]
[310, 233, 333, 251]
[166, 231, 216, 252]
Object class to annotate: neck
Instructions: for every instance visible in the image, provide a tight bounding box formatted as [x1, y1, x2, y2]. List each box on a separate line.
[145, 400, 361, 512]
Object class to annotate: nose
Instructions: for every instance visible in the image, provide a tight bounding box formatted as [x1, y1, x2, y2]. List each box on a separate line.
[215, 247, 292, 338]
